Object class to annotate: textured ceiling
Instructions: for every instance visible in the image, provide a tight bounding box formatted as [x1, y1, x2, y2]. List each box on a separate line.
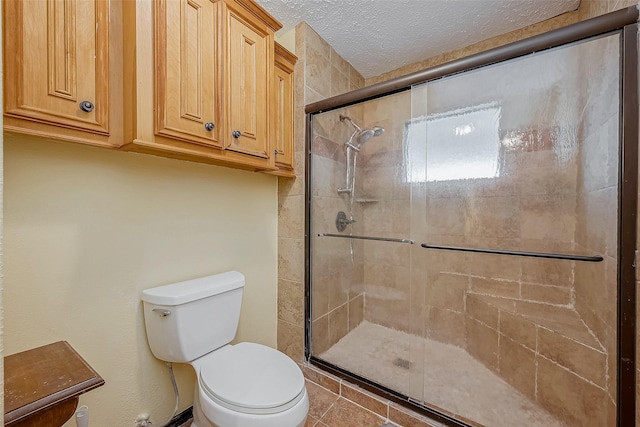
[255, 0, 581, 78]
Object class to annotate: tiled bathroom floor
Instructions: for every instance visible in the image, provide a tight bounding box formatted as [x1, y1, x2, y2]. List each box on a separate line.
[319, 321, 565, 427]
[177, 364, 444, 427]
[301, 371, 443, 427]
[179, 319, 562, 427]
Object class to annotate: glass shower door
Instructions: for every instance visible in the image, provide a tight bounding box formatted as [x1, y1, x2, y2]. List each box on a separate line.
[309, 93, 421, 399]
[411, 32, 621, 426]
[308, 29, 625, 427]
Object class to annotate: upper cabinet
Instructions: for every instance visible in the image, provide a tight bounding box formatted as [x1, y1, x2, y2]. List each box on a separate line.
[3, 0, 123, 147]
[155, 0, 221, 148]
[3, 0, 295, 175]
[123, 0, 283, 172]
[271, 42, 297, 176]
[222, 1, 272, 160]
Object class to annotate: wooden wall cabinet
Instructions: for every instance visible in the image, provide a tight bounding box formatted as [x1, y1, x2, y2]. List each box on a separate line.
[3, 0, 296, 175]
[222, 0, 272, 161]
[123, 0, 283, 172]
[270, 42, 297, 177]
[3, 0, 123, 148]
[155, 0, 221, 148]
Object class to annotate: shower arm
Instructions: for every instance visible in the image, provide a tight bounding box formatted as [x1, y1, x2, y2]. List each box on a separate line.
[340, 114, 362, 133]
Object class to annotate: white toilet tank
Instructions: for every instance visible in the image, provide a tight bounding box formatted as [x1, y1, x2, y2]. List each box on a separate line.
[141, 271, 245, 363]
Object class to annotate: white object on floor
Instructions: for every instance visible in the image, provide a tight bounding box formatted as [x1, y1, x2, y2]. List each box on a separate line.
[75, 405, 89, 427]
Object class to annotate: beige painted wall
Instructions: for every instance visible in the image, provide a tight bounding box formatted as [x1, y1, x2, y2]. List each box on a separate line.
[3, 135, 278, 426]
[275, 28, 296, 54]
[0, 10, 4, 419]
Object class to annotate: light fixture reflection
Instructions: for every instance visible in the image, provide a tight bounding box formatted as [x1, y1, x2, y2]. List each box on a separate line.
[454, 123, 475, 136]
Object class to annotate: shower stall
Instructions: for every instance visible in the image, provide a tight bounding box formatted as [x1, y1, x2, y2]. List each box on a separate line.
[305, 9, 638, 427]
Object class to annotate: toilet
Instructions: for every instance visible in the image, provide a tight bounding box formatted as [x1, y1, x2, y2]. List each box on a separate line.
[141, 271, 309, 427]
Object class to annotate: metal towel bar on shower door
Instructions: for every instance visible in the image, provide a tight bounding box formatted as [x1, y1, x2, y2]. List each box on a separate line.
[318, 233, 414, 244]
[420, 243, 603, 262]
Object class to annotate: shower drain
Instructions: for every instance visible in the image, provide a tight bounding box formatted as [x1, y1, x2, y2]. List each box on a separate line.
[392, 357, 412, 369]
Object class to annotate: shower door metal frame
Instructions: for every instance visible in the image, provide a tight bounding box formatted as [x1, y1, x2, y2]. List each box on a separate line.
[304, 7, 639, 427]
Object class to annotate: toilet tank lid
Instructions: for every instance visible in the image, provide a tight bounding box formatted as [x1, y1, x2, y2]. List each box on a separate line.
[141, 271, 245, 306]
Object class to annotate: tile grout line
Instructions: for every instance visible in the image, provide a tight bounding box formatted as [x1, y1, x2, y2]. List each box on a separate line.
[310, 343, 536, 427]
[305, 376, 341, 397]
[536, 352, 609, 391]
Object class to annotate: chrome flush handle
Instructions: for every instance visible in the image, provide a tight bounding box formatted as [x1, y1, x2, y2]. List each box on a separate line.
[152, 308, 171, 317]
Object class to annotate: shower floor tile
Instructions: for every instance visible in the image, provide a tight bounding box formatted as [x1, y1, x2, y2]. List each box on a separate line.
[319, 321, 566, 427]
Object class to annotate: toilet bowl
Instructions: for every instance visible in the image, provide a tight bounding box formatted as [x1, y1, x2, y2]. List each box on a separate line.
[191, 343, 308, 427]
[141, 271, 309, 427]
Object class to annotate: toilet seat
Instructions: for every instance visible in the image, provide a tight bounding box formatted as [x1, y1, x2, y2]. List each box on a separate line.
[199, 342, 306, 415]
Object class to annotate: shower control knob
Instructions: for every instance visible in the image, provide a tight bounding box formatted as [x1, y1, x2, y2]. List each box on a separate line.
[79, 101, 94, 113]
[232, 130, 241, 138]
[204, 122, 215, 131]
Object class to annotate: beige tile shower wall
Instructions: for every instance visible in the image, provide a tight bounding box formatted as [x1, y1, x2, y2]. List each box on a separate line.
[573, 33, 621, 404]
[358, 0, 636, 343]
[574, 4, 640, 426]
[274, 1, 638, 423]
[404, 132, 578, 344]
[358, 91, 580, 344]
[310, 127, 365, 354]
[277, 23, 365, 362]
[578, 0, 639, 20]
[358, 91, 417, 333]
[308, 37, 367, 355]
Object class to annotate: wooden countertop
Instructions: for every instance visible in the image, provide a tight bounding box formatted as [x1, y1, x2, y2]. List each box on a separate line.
[4, 341, 105, 426]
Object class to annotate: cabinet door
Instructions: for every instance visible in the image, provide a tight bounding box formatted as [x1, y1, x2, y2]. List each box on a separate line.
[4, 0, 110, 135]
[155, 0, 220, 147]
[273, 63, 294, 171]
[224, 9, 270, 159]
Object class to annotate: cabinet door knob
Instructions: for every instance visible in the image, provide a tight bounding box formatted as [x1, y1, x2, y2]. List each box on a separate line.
[79, 101, 94, 113]
[232, 130, 241, 138]
[204, 122, 215, 131]
[274, 150, 283, 155]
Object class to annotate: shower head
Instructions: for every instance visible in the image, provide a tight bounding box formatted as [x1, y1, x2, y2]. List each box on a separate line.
[340, 115, 384, 145]
[357, 126, 384, 144]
